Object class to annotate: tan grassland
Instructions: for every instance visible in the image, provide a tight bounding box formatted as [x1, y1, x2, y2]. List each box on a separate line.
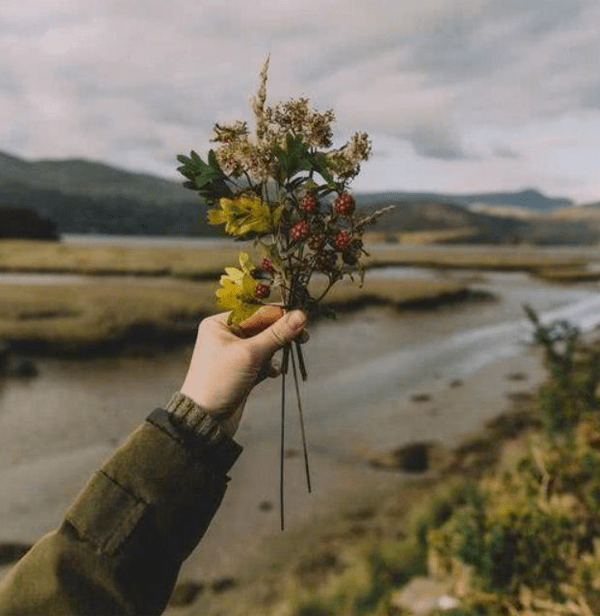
[362, 246, 589, 271]
[0, 277, 472, 354]
[0, 240, 592, 278]
[0, 240, 241, 278]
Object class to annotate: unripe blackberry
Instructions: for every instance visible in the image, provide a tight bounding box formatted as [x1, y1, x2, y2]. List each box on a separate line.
[290, 220, 310, 242]
[315, 251, 337, 271]
[342, 248, 360, 265]
[299, 194, 318, 212]
[334, 230, 353, 251]
[334, 193, 355, 216]
[254, 284, 270, 299]
[307, 234, 325, 251]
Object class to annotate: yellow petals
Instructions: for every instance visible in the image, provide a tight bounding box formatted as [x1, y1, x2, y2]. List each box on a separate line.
[207, 195, 277, 237]
[215, 252, 263, 325]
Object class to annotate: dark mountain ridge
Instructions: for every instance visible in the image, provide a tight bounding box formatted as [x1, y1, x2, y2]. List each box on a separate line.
[0, 149, 592, 243]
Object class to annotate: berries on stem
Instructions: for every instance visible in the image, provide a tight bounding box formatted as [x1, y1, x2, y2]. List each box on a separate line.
[254, 284, 271, 299]
[261, 257, 276, 273]
[290, 220, 310, 242]
[334, 193, 355, 216]
[299, 194, 318, 212]
[334, 230, 353, 251]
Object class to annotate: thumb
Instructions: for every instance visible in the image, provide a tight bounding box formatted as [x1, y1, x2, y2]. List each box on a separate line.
[249, 309, 307, 357]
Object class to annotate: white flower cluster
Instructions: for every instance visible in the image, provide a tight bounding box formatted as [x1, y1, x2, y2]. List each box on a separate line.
[209, 56, 370, 185]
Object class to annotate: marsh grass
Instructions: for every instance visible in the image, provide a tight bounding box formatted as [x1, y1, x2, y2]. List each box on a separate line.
[0, 278, 473, 355]
[0, 240, 242, 278]
[0, 240, 591, 278]
[363, 247, 589, 272]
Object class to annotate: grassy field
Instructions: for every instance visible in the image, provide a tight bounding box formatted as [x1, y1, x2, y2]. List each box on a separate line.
[0, 240, 593, 278]
[0, 277, 475, 355]
[0, 240, 241, 278]
[2, 238, 593, 355]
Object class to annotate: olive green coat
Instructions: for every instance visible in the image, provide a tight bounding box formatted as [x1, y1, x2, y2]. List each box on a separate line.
[0, 403, 242, 615]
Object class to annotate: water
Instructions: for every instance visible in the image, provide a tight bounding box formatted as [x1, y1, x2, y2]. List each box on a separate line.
[1, 266, 600, 546]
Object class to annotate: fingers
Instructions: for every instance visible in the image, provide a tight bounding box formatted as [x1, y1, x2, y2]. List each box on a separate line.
[235, 304, 285, 338]
[250, 310, 307, 356]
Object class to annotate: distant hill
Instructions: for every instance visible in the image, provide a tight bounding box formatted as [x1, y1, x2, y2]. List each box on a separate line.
[0, 150, 197, 205]
[357, 189, 573, 212]
[0, 150, 593, 244]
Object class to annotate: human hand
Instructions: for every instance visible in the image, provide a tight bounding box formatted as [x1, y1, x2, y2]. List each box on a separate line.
[180, 305, 308, 437]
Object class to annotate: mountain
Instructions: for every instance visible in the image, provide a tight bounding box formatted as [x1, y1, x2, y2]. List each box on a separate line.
[356, 189, 573, 212]
[0, 150, 197, 205]
[0, 150, 592, 243]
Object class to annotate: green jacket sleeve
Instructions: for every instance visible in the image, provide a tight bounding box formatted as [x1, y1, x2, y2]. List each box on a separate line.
[0, 396, 242, 616]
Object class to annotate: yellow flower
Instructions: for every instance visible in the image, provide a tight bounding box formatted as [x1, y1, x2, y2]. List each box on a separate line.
[215, 252, 263, 325]
[207, 195, 280, 237]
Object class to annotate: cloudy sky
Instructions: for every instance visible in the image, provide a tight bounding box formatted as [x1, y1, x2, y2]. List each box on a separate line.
[1, 0, 599, 203]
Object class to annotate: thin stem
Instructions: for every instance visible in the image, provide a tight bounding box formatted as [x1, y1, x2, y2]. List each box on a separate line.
[312, 278, 336, 304]
[279, 345, 289, 531]
[294, 339, 308, 381]
[290, 345, 312, 492]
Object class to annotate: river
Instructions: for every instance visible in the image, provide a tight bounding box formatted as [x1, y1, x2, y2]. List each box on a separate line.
[1, 264, 600, 583]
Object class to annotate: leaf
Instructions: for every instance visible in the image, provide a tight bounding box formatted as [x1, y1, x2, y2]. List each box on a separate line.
[238, 252, 254, 274]
[224, 267, 244, 284]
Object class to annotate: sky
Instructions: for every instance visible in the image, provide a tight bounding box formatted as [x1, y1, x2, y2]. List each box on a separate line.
[1, 0, 599, 204]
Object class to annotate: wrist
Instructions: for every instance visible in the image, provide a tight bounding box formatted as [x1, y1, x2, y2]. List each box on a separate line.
[166, 391, 236, 439]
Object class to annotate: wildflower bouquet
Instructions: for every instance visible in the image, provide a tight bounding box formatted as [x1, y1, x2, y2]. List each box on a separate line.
[177, 58, 394, 528]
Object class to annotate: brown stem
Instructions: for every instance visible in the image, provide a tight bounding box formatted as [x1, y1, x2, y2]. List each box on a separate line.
[291, 345, 312, 492]
[294, 339, 308, 381]
[280, 343, 290, 531]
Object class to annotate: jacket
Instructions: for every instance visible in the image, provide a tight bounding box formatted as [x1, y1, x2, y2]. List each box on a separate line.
[0, 392, 243, 615]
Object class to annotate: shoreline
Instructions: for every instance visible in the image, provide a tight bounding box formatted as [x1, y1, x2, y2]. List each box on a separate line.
[0, 287, 494, 359]
[163, 344, 551, 615]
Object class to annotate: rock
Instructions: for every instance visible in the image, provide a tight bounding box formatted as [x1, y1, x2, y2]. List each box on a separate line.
[369, 442, 446, 473]
[410, 393, 432, 403]
[389, 576, 460, 615]
[14, 359, 39, 378]
[168, 581, 204, 607]
[449, 379, 463, 388]
[211, 576, 237, 593]
[505, 371, 528, 381]
[259, 500, 273, 512]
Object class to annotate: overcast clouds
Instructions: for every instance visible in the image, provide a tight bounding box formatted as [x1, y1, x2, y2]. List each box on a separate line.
[1, 0, 599, 202]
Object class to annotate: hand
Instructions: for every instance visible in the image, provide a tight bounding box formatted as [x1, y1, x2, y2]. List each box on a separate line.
[180, 305, 308, 437]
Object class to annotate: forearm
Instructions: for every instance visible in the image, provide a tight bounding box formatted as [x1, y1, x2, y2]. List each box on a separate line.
[0, 395, 242, 616]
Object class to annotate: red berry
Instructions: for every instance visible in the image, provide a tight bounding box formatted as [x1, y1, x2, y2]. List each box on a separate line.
[299, 194, 318, 212]
[260, 257, 275, 273]
[334, 193, 355, 216]
[334, 230, 353, 251]
[254, 284, 270, 299]
[307, 234, 325, 250]
[290, 220, 310, 242]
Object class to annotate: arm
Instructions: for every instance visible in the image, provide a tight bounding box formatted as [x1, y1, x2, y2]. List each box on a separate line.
[0, 306, 307, 615]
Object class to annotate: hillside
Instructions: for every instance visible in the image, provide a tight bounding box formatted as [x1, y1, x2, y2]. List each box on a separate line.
[0, 151, 196, 205]
[0, 150, 594, 243]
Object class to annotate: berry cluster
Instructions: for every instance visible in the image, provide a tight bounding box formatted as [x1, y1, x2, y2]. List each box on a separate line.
[334, 193, 355, 216]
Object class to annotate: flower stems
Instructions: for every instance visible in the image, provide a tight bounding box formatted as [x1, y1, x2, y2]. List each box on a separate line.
[280, 343, 290, 530]
[291, 344, 311, 493]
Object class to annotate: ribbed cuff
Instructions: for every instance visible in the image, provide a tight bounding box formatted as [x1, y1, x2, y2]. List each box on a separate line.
[145, 392, 243, 474]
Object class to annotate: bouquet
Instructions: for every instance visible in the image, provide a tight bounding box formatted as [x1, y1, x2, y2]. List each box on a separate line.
[177, 57, 394, 528]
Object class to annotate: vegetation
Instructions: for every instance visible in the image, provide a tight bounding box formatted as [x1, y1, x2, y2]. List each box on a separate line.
[0, 240, 592, 278]
[0, 205, 57, 240]
[0, 277, 473, 356]
[209, 307, 600, 616]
